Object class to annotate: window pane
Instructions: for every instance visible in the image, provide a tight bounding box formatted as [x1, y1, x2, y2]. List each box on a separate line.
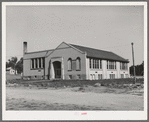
[97, 60, 99, 69]
[42, 58, 45, 68]
[39, 58, 41, 68]
[93, 59, 94, 69]
[72, 60, 76, 70]
[115, 61, 116, 69]
[107, 60, 108, 69]
[32, 59, 34, 69]
[89, 58, 91, 68]
[100, 60, 102, 69]
[76, 58, 81, 70]
[68, 58, 72, 70]
[35, 59, 37, 68]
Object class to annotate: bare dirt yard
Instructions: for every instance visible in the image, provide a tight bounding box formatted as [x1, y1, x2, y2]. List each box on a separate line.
[6, 73, 144, 111]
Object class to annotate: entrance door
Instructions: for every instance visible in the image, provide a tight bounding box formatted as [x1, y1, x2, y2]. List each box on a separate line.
[55, 68, 61, 78]
[53, 61, 61, 78]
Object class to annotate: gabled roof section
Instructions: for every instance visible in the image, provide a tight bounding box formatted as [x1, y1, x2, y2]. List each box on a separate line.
[70, 44, 129, 63]
[56, 42, 70, 49]
[24, 49, 53, 59]
[45, 42, 85, 57]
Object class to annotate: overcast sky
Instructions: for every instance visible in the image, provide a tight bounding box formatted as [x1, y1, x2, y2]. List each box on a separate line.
[6, 5, 144, 66]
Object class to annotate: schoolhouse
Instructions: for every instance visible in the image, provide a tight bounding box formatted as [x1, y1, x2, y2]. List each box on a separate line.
[23, 42, 129, 80]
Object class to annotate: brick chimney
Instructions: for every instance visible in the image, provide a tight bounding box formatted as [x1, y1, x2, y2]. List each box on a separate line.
[23, 42, 27, 55]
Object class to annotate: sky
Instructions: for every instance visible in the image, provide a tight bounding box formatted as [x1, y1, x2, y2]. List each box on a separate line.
[6, 5, 144, 66]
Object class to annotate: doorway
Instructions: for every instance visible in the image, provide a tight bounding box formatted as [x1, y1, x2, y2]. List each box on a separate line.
[53, 61, 61, 78]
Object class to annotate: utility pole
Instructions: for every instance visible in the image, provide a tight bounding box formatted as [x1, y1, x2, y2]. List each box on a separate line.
[131, 42, 136, 84]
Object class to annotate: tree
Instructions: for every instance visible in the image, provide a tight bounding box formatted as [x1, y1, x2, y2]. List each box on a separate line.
[15, 57, 23, 73]
[6, 62, 11, 68]
[6, 57, 18, 74]
[129, 61, 144, 76]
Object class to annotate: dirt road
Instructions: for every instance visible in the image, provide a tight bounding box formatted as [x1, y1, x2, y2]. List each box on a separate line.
[6, 86, 144, 111]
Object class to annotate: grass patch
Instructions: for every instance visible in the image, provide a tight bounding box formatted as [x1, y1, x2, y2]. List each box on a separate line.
[7, 78, 144, 89]
[6, 73, 144, 89]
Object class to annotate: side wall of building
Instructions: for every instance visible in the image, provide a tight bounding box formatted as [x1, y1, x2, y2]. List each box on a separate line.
[86, 57, 129, 80]
[23, 59, 44, 79]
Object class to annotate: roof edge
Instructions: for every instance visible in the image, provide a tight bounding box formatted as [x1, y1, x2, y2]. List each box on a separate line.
[87, 56, 129, 63]
[25, 49, 54, 55]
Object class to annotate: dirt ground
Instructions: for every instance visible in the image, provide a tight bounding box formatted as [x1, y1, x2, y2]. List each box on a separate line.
[6, 85, 144, 111]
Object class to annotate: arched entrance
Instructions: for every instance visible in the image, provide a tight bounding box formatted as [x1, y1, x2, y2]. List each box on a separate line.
[53, 61, 61, 78]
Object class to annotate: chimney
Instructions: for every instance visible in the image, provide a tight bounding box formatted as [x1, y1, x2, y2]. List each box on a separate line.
[23, 42, 27, 55]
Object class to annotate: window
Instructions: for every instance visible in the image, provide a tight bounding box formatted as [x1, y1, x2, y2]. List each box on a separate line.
[126, 63, 128, 70]
[110, 74, 115, 79]
[121, 74, 124, 78]
[109, 61, 111, 69]
[120, 62, 128, 70]
[76, 57, 81, 70]
[35, 59, 38, 68]
[68, 58, 72, 71]
[39, 58, 41, 68]
[89, 58, 100, 69]
[98, 74, 102, 79]
[95, 60, 99, 69]
[31, 57, 45, 69]
[93, 59, 95, 69]
[100, 60, 102, 69]
[115, 61, 116, 69]
[107, 60, 109, 69]
[94, 60, 96, 69]
[31, 59, 34, 69]
[125, 74, 129, 78]
[97, 60, 99, 68]
[42, 58, 45, 68]
[89, 58, 92, 68]
[112, 62, 114, 69]
[122, 63, 125, 70]
[107, 60, 116, 69]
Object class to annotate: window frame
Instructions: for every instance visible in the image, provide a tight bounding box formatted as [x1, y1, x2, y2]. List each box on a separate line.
[67, 58, 72, 71]
[30, 57, 45, 70]
[76, 57, 81, 71]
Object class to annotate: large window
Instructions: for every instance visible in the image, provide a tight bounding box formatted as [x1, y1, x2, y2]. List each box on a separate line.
[76, 57, 81, 70]
[31, 57, 45, 69]
[68, 57, 81, 71]
[107, 60, 116, 69]
[120, 62, 128, 70]
[98, 74, 102, 79]
[89, 58, 101, 69]
[68, 58, 72, 71]
[72, 60, 76, 70]
[110, 74, 115, 79]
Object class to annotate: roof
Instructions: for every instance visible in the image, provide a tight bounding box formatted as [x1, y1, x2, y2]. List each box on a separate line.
[23, 42, 129, 63]
[70, 44, 129, 63]
[24, 49, 53, 59]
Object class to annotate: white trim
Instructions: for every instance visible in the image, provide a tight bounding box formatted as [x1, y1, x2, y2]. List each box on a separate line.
[2, 2, 147, 6]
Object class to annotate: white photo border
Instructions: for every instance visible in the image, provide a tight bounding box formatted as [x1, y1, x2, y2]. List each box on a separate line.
[2, 2, 148, 120]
